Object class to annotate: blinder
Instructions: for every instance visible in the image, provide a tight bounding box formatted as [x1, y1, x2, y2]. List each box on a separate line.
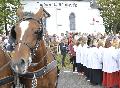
[6, 17, 43, 52]
[4, 26, 16, 51]
[35, 28, 43, 40]
[10, 25, 16, 40]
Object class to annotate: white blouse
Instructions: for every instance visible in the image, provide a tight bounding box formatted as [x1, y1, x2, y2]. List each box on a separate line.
[76, 44, 82, 63]
[101, 47, 119, 73]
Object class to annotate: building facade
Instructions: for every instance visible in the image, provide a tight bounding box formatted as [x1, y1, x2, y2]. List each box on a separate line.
[21, 0, 105, 36]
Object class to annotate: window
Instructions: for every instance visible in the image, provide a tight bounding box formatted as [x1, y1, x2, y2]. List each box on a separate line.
[69, 12, 76, 31]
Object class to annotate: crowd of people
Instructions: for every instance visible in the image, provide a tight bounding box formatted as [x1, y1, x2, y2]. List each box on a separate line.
[67, 32, 120, 88]
[44, 31, 120, 88]
[1, 31, 120, 88]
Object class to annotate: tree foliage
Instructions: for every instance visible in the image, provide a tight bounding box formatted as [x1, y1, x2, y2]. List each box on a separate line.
[97, 0, 120, 34]
[0, 0, 20, 35]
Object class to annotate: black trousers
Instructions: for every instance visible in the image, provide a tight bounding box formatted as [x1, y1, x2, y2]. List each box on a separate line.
[84, 66, 87, 76]
[77, 63, 84, 73]
[77, 63, 81, 72]
[86, 68, 91, 80]
[61, 53, 66, 67]
[90, 69, 103, 85]
[72, 56, 76, 72]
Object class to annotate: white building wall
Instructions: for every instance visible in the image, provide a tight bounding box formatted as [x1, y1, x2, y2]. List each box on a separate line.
[21, 1, 105, 36]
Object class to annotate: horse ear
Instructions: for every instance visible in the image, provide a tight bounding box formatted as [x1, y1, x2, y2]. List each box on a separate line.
[33, 7, 44, 19]
[33, 7, 50, 19]
[16, 6, 24, 19]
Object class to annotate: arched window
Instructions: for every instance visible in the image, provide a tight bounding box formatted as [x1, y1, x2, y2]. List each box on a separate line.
[69, 12, 76, 31]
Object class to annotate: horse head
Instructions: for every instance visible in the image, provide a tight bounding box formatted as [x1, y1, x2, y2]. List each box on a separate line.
[10, 6, 50, 74]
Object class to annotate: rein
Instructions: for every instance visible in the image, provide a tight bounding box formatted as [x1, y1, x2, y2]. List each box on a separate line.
[0, 75, 14, 86]
[0, 49, 14, 86]
[0, 48, 12, 72]
[0, 61, 11, 72]
[0, 61, 14, 86]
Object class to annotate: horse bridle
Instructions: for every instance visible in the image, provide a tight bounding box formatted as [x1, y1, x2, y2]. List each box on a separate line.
[10, 17, 57, 88]
[10, 17, 45, 87]
[14, 17, 44, 59]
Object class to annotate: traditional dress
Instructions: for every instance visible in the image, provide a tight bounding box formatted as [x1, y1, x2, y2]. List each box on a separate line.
[119, 59, 120, 88]
[68, 33, 72, 45]
[102, 47, 119, 88]
[73, 45, 77, 71]
[68, 43, 77, 72]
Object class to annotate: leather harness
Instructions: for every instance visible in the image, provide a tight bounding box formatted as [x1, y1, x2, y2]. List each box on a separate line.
[0, 76, 14, 86]
[0, 16, 57, 86]
[19, 60, 57, 79]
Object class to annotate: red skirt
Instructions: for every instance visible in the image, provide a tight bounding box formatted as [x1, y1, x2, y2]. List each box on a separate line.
[118, 71, 120, 88]
[102, 71, 119, 87]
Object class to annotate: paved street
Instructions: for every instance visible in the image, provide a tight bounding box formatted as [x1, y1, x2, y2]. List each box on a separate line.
[57, 69, 104, 88]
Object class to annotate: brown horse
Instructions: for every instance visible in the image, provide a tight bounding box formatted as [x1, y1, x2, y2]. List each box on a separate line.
[10, 7, 58, 88]
[0, 47, 14, 88]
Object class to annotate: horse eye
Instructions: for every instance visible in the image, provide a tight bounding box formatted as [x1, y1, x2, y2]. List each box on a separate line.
[34, 30, 38, 34]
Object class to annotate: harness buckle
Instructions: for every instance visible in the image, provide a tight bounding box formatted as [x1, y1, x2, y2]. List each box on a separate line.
[32, 73, 37, 88]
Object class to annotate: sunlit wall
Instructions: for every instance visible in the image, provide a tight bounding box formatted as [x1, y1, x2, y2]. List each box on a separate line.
[21, 0, 105, 36]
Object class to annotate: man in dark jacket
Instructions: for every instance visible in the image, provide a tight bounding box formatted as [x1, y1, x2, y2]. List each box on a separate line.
[59, 39, 68, 67]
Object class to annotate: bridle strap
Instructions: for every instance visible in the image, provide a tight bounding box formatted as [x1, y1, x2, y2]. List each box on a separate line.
[0, 76, 14, 86]
[0, 61, 11, 72]
[0, 48, 12, 71]
[19, 17, 41, 24]
[0, 60, 13, 86]
[0, 50, 14, 86]
[15, 17, 43, 59]
[14, 39, 41, 60]
[19, 60, 57, 79]
[30, 39, 41, 59]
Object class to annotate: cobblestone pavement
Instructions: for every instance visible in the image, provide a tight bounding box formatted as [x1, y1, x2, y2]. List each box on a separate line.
[57, 69, 104, 88]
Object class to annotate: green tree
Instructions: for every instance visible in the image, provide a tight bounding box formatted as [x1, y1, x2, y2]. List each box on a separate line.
[0, 0, 20, 35]
[97, 0, 120, 34]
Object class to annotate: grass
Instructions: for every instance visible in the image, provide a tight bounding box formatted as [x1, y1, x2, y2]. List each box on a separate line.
[55, 53, 72, 70]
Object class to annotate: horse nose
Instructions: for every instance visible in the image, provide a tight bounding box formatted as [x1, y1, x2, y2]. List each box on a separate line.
[11, 63, 19, 72]
[19, 59, 25, 66]
[11, 59, 26, 73]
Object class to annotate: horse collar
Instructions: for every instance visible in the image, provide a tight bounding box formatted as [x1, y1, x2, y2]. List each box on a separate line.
[19, 60, 57, 79]
[0, 75, 14, 86]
